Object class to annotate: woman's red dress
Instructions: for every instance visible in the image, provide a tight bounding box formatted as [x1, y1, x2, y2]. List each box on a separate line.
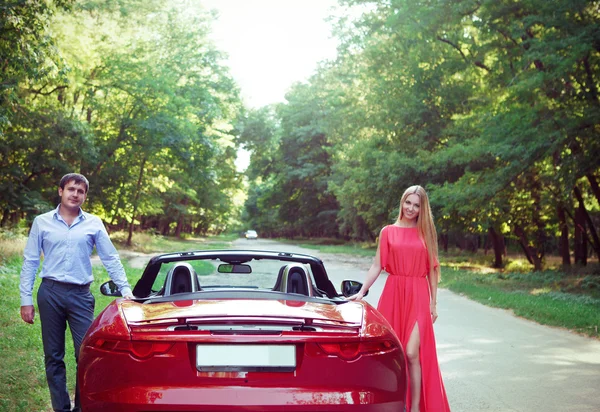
[377, 225, 451, 412]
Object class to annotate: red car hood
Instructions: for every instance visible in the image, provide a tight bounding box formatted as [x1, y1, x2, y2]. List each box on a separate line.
[121, 299, 364, 327]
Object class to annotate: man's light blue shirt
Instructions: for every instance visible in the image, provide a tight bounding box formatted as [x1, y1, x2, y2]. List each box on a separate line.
[20, 205, 132, 306]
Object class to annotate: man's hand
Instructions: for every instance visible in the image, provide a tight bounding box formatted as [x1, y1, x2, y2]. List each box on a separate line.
[21, 305, 35, 324]
[122, 293, 134, 300]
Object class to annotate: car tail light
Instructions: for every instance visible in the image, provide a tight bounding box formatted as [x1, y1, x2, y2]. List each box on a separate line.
[310, 339, 398, 361]
[90, 338, 173, 360]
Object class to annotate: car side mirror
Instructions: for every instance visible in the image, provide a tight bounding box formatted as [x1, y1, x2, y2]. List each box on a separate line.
[100, 280, 122, 297]
[341, 280, 368, 298]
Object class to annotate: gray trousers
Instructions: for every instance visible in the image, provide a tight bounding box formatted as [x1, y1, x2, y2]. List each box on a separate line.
[37, 278, 95, 412]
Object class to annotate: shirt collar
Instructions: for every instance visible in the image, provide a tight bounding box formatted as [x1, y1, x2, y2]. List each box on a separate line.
[54, 205, 86, 222]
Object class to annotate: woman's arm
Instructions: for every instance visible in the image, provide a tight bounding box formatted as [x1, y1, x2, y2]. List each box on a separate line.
[347, 238, 383, 301]
[428, 265, 440, 323]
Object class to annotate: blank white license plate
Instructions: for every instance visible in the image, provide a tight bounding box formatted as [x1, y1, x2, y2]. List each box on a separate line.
[196, 344, 296, 372]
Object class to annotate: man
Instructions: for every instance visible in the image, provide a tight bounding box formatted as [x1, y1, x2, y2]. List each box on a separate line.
[19, 173, 133, 412]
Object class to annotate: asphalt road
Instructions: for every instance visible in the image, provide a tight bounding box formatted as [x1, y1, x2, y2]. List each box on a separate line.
[230, 238, 600, 412]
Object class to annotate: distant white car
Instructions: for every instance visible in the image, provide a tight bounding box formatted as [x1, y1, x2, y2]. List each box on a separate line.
[245, 230, 258, 240]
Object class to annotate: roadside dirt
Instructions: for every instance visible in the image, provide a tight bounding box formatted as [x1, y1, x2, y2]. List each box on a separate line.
[91, 249, 153, 269]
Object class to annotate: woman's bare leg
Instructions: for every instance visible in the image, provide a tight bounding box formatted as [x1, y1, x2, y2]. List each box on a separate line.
[406, 324, 421, 412]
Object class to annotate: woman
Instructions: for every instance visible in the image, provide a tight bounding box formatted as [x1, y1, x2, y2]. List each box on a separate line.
[348, 185, 450, 412]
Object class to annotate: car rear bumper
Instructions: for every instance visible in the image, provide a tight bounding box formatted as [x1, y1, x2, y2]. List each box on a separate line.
[82, 386, 404, 411]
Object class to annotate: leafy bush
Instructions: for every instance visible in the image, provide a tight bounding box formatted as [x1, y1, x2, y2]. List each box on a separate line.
[582, 275, 600, 290]
[504, 259, 535, 273]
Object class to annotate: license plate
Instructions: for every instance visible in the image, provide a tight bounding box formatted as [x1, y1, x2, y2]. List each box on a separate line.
[196, 344, 296, 372]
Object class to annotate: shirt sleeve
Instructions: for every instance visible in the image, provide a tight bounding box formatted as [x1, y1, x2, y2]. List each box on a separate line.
[379, 226, 389, 271]
[94, 218, 132, 297]
[20, 218, 42, 306]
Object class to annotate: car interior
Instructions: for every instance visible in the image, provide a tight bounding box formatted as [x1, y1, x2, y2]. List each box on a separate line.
[272, 263, 314, 296]
[161, 261, 320, 298]
[127, 251, 346, 303]
[164, 263, 201, 295]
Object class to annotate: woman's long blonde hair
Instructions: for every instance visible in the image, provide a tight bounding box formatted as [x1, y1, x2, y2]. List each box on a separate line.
[397, 185, 439, 279]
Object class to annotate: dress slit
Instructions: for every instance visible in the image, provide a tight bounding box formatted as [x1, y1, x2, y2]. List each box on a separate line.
[406, 320, 421, 410]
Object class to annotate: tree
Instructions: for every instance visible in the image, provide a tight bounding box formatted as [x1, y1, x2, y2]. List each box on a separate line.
[1, 0, 244, 237]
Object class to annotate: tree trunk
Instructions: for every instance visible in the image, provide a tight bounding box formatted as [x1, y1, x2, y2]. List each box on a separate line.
[488, 227, 505, 268]
[174, 198, 189, 238]
[530, 174, 546, 264]
[573, 185, 600, 259]
[557, 205, 570, 266]
[440, 233, 449, 252]
[514, 225, 543, 271]
[587, 173, 600, 204]
[127, 157, 147, 247]
[574, 205, 587, 266]
[174, 216, 183, 238]
[160, 221, 170, 236]
[0, 209, 9, 227]
[512, 172, 545, 271]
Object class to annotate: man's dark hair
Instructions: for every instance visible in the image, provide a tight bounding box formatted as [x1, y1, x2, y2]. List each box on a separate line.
[59, 173, 89, 193]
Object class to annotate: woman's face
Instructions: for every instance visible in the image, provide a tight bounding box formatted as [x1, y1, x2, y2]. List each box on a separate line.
[401, 193, 421, 222]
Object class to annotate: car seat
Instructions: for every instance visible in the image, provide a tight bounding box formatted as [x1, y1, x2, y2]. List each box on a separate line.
[165, 262, 201, 295]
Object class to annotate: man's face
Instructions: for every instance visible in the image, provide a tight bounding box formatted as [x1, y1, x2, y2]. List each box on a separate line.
[58, 180, 87, 211]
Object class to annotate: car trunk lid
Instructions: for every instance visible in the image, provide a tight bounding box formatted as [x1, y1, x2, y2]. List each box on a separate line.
[122, 299, 363, 331]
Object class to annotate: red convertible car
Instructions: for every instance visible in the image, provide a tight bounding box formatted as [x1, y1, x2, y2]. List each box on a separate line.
[78, 250, 407, 411]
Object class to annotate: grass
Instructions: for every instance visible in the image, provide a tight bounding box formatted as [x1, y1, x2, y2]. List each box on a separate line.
[0, 255, 143, 412]
[440, 267, 600, 337]
[109, 230, 238, 253]
[1, 231, 599, 411]
[277, 237, 378, 257]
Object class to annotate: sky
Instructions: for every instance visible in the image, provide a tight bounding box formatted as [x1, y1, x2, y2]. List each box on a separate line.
[201, 0, 341, 108]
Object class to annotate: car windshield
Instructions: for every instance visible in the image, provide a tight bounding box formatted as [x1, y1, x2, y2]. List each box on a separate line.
[151, 258, 313, 292]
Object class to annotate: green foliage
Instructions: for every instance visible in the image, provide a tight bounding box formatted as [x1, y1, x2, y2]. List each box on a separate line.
[240, 0, 600, 271]
[1, 0, 243, 235]
[239, 86, 340, 238]
[2, 0, 600, 270]
[0, 0, 75, 132]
